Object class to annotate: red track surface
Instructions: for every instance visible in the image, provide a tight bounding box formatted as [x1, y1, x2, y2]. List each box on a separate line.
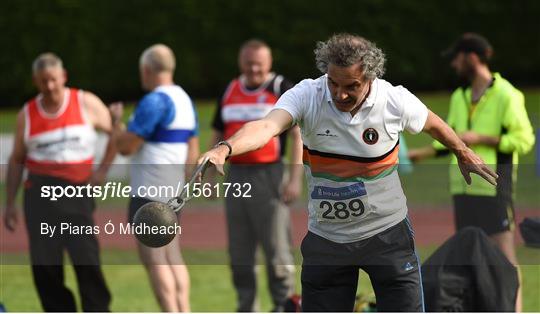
[1, 207, 537, 253]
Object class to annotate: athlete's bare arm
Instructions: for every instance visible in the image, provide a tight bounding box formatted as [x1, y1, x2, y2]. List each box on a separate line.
[423, 110, 498, 186]
[83, 91, 117, 185]
[84, 91, 113, 133]
[108, 101, 145, 156]
[114, 130, 144, 156]
[185, 136, 200, 182]
[199, 109, 293, 174]
[282, 125, 303, 203]
[3, 110, 26, 231]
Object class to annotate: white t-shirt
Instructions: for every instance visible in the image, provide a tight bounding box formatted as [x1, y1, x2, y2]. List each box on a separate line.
[274, 75, 428, 243]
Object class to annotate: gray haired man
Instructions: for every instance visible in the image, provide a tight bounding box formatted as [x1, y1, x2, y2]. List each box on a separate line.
[198, 33, 498, 311]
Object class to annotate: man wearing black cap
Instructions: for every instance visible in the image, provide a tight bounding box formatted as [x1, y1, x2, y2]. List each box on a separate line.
[410, 33, 535, 311]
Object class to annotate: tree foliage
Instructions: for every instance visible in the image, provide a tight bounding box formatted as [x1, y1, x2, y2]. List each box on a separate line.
[1, 0, 538, 106]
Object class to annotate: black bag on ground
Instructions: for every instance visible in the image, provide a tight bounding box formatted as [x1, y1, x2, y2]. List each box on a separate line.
[519, 217, 540, 248]
[421, 227, 518, 312]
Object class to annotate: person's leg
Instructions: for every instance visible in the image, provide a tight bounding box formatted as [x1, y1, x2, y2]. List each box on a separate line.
[300, 232, 359, 312]
[226, 193, 258, 312]
[253, 164, 295, 311]
[129, 197, 183, 312]
[258, 203, 295, 311]
[24, 181, 77, 312]
[31, 266, 77, 311]
[301, 264, 359, 312]
[366, 267, 423, 312]
[71, 264, 111, 312]
[27, 223, 77, 312]
[138, 243, 180, 312]
[362, 219, 424, 312]
[489, 202, 522, 312]
[165, 236, 191, 312]
[64, 197, 111, 312]
[492, 160, 522, 310]
[170, 264, 191, 312]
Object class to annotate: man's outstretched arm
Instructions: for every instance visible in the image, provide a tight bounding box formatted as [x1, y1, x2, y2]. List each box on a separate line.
[198, 109, 294, 174]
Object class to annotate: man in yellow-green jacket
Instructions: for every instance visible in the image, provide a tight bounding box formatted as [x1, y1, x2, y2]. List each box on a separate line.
[410, 33, 535, 312]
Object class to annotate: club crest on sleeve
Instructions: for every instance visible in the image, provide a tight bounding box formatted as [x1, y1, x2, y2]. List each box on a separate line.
[362, 128, 379, 145]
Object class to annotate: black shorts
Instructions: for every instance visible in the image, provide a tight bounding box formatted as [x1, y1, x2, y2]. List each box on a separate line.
[300, 219, 424, 312]
[453, 194, 515, 236]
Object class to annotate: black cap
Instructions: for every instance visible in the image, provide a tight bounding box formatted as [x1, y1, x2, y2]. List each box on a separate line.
[442, 33, 493, 62]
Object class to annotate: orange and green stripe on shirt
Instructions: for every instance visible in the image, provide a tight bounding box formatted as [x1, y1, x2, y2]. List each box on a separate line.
[302, 144, 399, 182]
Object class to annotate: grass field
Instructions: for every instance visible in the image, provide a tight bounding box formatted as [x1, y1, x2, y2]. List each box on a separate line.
[1, 90, 539, 311]
[1, 247, 539, 312]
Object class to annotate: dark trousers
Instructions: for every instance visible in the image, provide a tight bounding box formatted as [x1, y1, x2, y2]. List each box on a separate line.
[24, 175, 111, 312]
[226, 163, 295, 312]
[300, 219, 424, 312]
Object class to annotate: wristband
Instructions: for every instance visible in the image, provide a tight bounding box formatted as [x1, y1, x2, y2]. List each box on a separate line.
[215, 141, 232, 160]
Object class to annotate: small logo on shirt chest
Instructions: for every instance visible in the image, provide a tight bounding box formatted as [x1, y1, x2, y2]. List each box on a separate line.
[316, 129, 338, 137]
[362, 128, 379, 145]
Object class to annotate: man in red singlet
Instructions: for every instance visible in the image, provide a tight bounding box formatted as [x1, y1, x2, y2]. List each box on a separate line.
[210, 39, 303, 312]
[3, 53, 116, 312]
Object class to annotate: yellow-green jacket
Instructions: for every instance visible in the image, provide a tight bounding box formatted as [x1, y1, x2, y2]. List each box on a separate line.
[433, 73, 535, 197]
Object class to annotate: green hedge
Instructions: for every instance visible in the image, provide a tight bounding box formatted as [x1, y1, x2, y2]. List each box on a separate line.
[1, 0, 539, 107]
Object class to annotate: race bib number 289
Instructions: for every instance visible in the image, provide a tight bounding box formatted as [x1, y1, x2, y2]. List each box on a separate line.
[311, 183, 368, 223]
